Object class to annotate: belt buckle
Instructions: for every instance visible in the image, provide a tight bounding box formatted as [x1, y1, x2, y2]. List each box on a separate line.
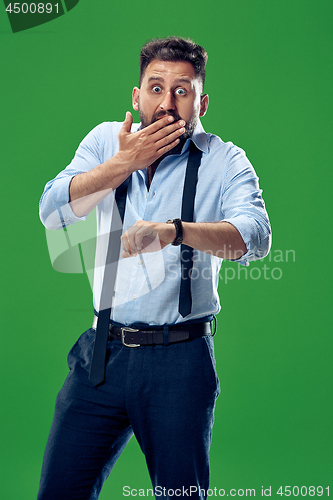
[121, 327, 140, 347]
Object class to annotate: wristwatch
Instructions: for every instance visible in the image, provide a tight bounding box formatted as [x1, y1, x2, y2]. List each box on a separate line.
[166, 218, 183, 246]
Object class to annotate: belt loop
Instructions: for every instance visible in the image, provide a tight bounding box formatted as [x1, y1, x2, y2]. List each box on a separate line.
[163, 325, 169, 346]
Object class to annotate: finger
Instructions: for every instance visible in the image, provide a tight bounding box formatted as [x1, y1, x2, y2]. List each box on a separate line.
[121, 231, 133, 257]
[155, 126, 185, 151]
[133, 226, 155, 251]
[119, 111, 133, 135]
[126, 228, 141, 255]
[147, 119, 186, 141]
[122, 224, 147, 255]
[152, 120, 186, 143]
[121, 249, 132, 259]
[120, 233, 128, 255]
[155, 137, 182, 156]
[145, 115, 175, 135]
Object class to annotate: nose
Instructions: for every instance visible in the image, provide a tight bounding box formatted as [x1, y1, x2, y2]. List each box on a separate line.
[160, 91, 175, 111]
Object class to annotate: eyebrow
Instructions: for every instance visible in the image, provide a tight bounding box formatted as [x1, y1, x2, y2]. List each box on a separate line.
[147, 76, 192, 86]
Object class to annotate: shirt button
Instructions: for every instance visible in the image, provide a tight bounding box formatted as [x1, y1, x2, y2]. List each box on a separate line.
[138, 260, 143, 265]
[145, 194, 148, 199]
[132, 294, 137, 300]
[153, 191, 156, 197]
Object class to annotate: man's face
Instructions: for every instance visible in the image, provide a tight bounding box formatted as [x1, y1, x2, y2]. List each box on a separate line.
[132, 60, 208, 141]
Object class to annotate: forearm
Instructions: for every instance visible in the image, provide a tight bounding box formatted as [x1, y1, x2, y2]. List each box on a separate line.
[182, 221, 247, 260]
[122, 220, 247, 260]
[69, 152, 131, 217]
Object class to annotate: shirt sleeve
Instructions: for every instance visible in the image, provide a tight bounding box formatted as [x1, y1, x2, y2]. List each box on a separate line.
[39, 122, 108, 230]
[221, 145, 271, 266]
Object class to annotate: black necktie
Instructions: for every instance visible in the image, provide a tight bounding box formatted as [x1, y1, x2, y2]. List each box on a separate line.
[88, 177, 130, 387]
[179, 142, 202, 317]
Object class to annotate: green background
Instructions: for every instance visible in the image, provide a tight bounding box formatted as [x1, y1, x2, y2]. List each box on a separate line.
[0, 0, 332, 498]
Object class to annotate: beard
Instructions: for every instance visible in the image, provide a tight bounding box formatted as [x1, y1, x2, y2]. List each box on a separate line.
[138, 104, 198, 154]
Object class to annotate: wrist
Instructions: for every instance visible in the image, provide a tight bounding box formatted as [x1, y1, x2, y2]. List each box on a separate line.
[110, 151, 134, 177]
[166, 218, 183, 246]
[164, 222, 176, 245]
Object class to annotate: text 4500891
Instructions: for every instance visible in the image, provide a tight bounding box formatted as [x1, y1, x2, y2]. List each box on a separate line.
[5, 3, 59, 14]
[275, 486, 329, 497]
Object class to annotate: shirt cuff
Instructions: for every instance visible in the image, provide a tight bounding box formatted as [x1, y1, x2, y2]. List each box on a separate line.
[223, 215, 271, 266]
[43, 175, 88, 229]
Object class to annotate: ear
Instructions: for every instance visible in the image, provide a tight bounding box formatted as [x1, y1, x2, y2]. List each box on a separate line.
[199, 94, 209, 117]
[132, 87, 140, 111]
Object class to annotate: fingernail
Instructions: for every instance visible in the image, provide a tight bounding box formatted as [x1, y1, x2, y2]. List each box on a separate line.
[168, 116, 174, 122]
[179, 120, 185, 127]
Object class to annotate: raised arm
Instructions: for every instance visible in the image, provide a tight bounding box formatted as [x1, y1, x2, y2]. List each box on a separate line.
[69, 113, 185, 217]
[39, 113, 185, 228]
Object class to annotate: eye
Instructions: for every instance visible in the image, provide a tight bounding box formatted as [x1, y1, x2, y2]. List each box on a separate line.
[175, 88, 186, 96]
[152, 86, 162, 93]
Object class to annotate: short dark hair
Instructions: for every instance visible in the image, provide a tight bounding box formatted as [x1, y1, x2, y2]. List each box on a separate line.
[139, 36, 208, 89]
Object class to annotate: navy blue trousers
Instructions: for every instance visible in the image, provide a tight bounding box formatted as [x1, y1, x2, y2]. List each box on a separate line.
[37, 327, 220, 499]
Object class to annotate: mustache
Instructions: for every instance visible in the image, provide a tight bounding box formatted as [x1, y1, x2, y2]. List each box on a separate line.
[151, 110, 182, 123]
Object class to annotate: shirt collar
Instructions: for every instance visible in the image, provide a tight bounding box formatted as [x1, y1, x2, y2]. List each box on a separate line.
[183, 119, 208, 154]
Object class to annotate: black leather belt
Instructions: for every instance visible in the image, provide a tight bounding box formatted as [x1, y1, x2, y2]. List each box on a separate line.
[92, 316, 214, 348]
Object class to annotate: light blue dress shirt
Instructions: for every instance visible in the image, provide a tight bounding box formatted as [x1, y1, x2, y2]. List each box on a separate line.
[39, 120, 271, 326]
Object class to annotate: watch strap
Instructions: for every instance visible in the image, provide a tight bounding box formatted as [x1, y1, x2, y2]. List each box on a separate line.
[167, 218, 183, 246]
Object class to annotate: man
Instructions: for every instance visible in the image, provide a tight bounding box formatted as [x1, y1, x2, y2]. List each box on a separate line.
[38, 37, 271, 499]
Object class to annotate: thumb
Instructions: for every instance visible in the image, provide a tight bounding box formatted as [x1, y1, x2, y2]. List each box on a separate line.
[121, 111, 133, 133]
